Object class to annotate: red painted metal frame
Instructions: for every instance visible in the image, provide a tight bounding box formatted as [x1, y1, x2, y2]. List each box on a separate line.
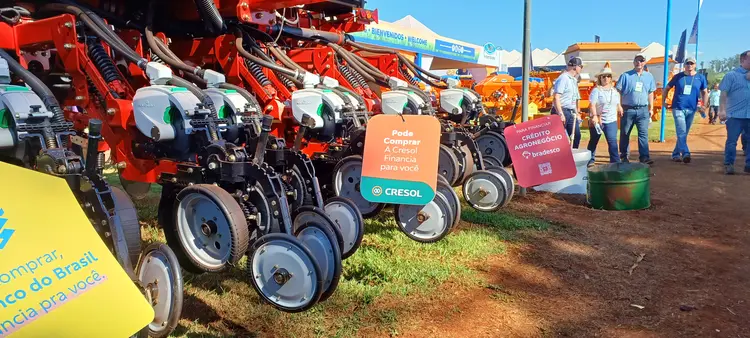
[13, 15, 176, 183]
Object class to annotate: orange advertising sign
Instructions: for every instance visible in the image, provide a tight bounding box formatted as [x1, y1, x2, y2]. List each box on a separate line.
[360, 114, 440, 205]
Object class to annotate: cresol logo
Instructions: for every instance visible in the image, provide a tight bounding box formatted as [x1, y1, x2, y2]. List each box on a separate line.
[484, 42, 497, 55]
[0, 209, 15, 250]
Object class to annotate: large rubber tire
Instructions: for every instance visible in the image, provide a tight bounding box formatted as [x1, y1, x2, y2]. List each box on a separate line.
[137, 243, 184, 338]
[171, 184, 250, 273]
[111, 186, 142, 266]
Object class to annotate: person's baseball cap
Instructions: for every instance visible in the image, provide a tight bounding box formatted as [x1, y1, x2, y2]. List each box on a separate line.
[685, 57, 697, 64]
[567, 56, 583, 67]
[634, 54, 647, 62]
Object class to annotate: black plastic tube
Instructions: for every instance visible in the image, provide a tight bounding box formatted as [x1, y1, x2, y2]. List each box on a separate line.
[268, 25, 347, 44]
[0, 49, 65, 124]
[233, 28, 299, 79]
[193, 0, 225, 34]
[41, 3, 146, 69]
[216, 83, 262, 112]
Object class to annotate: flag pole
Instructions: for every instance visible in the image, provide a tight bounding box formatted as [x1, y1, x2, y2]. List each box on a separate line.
[519, 0, 531, 197]
[694, 0, 700, 64]
[659, 0, 672, 143]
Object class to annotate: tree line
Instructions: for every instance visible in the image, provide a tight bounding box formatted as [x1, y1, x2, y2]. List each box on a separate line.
[706, 53, 741, 86]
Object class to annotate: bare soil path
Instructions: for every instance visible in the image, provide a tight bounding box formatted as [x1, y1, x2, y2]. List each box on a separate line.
[399, 121, 750, 338]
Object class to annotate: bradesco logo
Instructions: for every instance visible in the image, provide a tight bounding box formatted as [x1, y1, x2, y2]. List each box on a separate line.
[372, 186, 383, 196]
[0, 209, 15, 250]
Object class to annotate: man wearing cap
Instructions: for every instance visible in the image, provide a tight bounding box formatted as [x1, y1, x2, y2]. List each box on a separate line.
[616, 54, 657, 164]
[553, 56, 584, 145]
[665, 57, 708, 164]
[718, 50, 750, 175]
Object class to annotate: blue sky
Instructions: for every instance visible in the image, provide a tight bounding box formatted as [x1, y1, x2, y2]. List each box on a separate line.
[366, 0, 746, 62]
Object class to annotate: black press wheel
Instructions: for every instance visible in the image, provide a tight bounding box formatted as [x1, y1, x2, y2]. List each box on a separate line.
[172, 184, 250, 273]
[136, 243, 184, 338]
[293, 221, 342, 303]
[323, 196, 365, 260]
[111, 186, 143, 266]
[248, 233, 323, 312]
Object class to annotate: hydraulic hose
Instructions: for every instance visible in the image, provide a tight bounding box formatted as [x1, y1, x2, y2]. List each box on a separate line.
[0, 6, 30, 25]
[168, 76, 220, 140]
[145, 1, 202, 77]
[234, 28, 300, 80]
[0, 49, 62, 148]
[348, 40, 447, 86]
[40, 3, 147, 69]
[216, 83, 262, 112]
[267, 25, 347, 45]
[193, 0, 225, 34]
[0, 49, 65, 125]
[267, 44, 305, 73]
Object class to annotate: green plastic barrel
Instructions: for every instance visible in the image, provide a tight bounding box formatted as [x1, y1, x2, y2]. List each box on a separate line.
[587, 163, 651, 210]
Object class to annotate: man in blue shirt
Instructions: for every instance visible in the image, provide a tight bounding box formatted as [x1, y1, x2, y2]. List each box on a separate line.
[616, 54, 656, 165]
[718, 50, 750, 175]
[665, 57, 708, 164]
[553, 56, 584, 147]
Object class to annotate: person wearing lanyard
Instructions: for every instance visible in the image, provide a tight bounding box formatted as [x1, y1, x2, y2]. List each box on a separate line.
[616, 54, 656, 165]
[718, 50, 750, 175]
[665, 57, 708, 163]
[708, 84, 721, 124]
[587, 66, 622, 166]
[553, 56, 584, 146]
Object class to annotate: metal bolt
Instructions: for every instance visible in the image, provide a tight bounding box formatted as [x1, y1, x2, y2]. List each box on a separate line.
[265, 105, 273, 112]
[84, 202, 92, 208]
[271, 200, 277, 206]
[63, 43, 75, 50]
[101, 219, 108, 226]
[106, 108, 116, 115]
[274, 211, 279, 216]
[63, 22, 73, 28]
[187, 168, 194, 174]
[228, 154, 236, 162]
[327, 52, 333, 56]
[171, 177, 177, 183]
[241, 2, 249, 8]
[75, 96, 85, 101]
[56, 164, 67, 174]
[116, 161, 127, 169]
[325, 64, 331, 69]
[208, 162, 218, 170]
[243, 14, 250, 21]
[132, 36, 138, 41]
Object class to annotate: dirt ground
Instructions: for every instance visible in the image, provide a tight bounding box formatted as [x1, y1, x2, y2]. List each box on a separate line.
[398, 120, 750, 337]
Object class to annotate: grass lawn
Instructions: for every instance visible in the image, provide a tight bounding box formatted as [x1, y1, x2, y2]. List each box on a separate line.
[107, 172, 550, 337]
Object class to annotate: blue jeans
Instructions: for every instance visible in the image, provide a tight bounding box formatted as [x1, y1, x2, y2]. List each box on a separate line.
[588, 121, 620, 163]
[672, 109, 697, 158]
[724, 117, 750, 167]
[553, 108, 581, 148]
[619, 106, 651, 161]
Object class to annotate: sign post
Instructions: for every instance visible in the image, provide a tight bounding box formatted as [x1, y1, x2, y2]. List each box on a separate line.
[360, 114, 440, 205]
[504, 116, 578, 188]
[0, 162, 154, 337]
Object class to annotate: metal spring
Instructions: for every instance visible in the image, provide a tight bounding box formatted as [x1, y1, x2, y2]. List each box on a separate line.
[97, 152, 105, 171]
[86, 76, 107, 108]
[349, 65, 370, 90]
[276, 72, 295, 89]
[338, 64, 360, 88]
[400, 67, 419, 86]
[150, 53, 166, 64]
[246, 60, 271, 86]
[88, 41, 120, 83]
[43, 125, 56, 149]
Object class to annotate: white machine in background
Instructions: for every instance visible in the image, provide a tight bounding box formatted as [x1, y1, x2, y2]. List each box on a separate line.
[380, 77, 430, 115]
[131, 62, 210, 141]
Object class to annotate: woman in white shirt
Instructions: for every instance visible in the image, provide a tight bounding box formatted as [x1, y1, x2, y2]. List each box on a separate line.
[587, 67, 623, 166]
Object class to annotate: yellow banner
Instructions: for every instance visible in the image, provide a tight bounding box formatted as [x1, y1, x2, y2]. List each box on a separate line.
[0, 162, 153, 337]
